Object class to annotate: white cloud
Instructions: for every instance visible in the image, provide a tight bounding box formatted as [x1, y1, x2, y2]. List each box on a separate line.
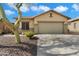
[7, 4, 17, 10]
[39, 5, 50, 11]
[5, 10, 15, 15]
[31, 5, 50, 12]
[54, 6, 68, 12]
[20, 4, 29, 12]
[31, 6, 38, 11]
[7, 4, 29, 12]
[7, 4, 50, 12]
[72, 4, 79, 11]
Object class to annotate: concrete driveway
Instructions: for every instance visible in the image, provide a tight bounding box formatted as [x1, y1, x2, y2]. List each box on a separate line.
[35, 34, 79, 56]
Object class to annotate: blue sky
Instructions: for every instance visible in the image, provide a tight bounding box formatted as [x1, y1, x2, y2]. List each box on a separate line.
[1, 3, 79, 23]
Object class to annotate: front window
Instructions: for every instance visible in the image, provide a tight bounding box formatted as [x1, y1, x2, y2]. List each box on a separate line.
[21, 22, 29, 30]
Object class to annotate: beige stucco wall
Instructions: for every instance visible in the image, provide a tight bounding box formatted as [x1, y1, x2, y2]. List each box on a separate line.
[34, 11, 67, 23]
[68, 20, 79, 32]
[34, 11, 68, 34]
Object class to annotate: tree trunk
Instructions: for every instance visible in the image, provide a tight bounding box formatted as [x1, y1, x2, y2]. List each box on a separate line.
[0, 4, 28, 44]
[14, 30, 21, 43]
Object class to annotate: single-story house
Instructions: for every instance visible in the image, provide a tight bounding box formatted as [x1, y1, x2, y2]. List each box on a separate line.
[0, 20, 12, 33]
[68, 17, 79, 33]
[17, 10, 70, 34]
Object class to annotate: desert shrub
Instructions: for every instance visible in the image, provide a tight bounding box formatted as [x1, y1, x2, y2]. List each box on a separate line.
[24, 31, 35, 39]
[10, 32, 14, 35]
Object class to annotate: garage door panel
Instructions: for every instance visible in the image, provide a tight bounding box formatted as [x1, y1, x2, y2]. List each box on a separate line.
[38, 22, 64, 34]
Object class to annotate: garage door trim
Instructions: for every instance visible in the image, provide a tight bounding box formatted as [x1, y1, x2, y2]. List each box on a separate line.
[38, 21, 64, 23]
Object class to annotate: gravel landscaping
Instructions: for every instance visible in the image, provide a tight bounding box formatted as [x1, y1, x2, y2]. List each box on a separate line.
[0, 35, 37, 56]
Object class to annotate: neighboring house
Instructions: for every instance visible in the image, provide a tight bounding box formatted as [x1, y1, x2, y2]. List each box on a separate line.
[68, 18, 79, 33]
[17, 10, 70, 34]
[0, 21, 4, 31]
[0, 20, 12, 33]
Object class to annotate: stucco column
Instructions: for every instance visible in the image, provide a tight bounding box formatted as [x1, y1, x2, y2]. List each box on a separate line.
[64, 23, 68, 34]
[34, 21, 38, 33]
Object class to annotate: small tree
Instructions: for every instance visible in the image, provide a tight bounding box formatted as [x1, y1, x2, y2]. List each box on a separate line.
[0, 4, 22, 43]
[0, 3, 32, 43]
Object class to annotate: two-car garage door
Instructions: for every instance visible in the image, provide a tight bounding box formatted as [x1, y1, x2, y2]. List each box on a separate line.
[38, 22, 64, 34]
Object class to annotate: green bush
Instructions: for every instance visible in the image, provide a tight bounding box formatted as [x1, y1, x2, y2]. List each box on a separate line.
[0, 30, 3, 35]
[24, 31, 35, 39]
